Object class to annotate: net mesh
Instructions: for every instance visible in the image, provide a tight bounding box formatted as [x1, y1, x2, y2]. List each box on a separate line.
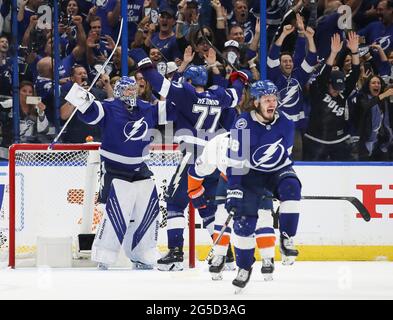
[0, 145, 183, 266]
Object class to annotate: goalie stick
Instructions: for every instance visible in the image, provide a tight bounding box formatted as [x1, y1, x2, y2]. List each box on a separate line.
[49, 18, 124, 148]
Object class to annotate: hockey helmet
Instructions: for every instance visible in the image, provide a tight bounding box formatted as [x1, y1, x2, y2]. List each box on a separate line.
[113, 76, 138, 109]
[250, 80, 278, 99]
[183, 65, 208, 87]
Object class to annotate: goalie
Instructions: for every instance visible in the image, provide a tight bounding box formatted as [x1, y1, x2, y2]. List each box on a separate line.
[65, 76, 169, 270]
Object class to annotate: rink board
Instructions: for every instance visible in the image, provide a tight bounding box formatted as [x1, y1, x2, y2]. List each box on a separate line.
[1, 161, 392, 261]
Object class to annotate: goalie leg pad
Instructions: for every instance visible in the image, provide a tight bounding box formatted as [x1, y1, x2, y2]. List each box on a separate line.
[122, 179, 161, 266]
[91, 179, 137, 265]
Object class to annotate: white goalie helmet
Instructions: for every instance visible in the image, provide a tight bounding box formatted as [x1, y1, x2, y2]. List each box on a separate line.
[113, 76, 138, 110]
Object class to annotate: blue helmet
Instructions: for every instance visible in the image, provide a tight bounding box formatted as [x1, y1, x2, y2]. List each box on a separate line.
[183, 65, 208, 86]
[250, 80, 278, 99]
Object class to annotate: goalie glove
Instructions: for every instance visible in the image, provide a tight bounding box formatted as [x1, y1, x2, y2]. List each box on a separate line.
[229, 70, 249, 85]
[65, 83, 95, 113]
[129, 48, 153, 70]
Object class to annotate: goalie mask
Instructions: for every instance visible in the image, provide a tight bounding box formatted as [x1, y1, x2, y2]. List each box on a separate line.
[113, 76, 138, 110]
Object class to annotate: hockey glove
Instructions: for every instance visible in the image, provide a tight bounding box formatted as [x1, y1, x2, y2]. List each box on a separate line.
[188, 185, 207, 209]
[65, 83, 95, 113]
[129, 48, 153, 70]
[229, 70, 249, 85]
[225, 187, 244, 215]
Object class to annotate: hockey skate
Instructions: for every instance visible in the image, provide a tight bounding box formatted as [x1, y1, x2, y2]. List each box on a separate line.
[131, 260, 154, 270]
[97, 262, 109, 270]
[224, 245, 236, 271]
[157, 247, 184, 271]
[209, 255, 226, 280]
[279, 233, 298, 266]
[232, 267, 253, 294]
[261, 258, 274, 281]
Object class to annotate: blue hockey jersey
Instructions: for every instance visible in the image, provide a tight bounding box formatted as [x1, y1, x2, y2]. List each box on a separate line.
[267, 37, 317, 130]
[358, 21, 393, 52]
[226, 110, 295, 187]
[78, 97, 169, 170]
[140, 68, 244, 146]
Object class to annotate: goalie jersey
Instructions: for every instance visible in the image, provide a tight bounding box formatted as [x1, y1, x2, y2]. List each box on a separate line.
[78, 97, 169, 170]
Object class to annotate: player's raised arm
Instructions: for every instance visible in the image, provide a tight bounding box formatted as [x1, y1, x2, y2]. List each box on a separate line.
[129, 48, 190, 106]
[65, 83, 105, 125]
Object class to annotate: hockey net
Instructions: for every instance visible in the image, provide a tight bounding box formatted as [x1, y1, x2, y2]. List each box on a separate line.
[1, 143, 195, 268]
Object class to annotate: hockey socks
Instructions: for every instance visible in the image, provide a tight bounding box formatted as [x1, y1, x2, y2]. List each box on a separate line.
[166, 211, 185, 248]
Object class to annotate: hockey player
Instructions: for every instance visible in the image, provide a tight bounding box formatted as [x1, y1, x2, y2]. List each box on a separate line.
[225, 80, 302, 292]
[65, 76, 169, 270]
[187, 132, 276, 281]
[129, 48, 247, 271]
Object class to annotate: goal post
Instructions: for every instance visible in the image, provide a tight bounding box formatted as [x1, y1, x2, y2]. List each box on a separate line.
[4, 143, 195, 269]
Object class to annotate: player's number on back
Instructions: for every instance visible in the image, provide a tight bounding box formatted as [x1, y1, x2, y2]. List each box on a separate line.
[192, 105, 222, 132]
[228, 138, 239, 152]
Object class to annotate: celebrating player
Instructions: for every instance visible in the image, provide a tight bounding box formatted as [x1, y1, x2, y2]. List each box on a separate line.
[225, 80, 302, 293]
[188, 132, 276, 281]
[65, 76, 170, 270]
[130, 47, 247, 271]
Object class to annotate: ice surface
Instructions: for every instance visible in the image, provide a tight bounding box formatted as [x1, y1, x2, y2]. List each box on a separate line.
[0, 262, 392, 300]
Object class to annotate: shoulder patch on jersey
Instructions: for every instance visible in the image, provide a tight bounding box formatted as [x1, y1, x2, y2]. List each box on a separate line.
[172, 81, 184, 88]
[235, 118, 248, 129]
[104, 98, 115, 102]
[208, 85, 219, 91]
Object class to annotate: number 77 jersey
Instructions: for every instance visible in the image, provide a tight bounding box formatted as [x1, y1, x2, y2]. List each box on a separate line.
[140, 68, 244, 145]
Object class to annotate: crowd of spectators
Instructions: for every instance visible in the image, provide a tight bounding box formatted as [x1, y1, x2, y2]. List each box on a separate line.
[0, 0, 392, 161]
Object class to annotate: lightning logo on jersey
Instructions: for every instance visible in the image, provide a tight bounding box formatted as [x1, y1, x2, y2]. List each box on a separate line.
[278, 79, 300, 109]
[376, 35, 391, 51]
[251, 138, 285, 171]
[123, 118, 148, 141]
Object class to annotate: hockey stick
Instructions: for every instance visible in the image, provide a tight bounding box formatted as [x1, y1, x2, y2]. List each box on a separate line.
[205, 209, 235, 263]
[264, 195, 371, 222]
[49, 18, 124, 149]
[301, 196, 371, 222]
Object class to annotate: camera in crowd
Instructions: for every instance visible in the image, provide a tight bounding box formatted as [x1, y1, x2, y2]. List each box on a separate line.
[18, 28, 46, 58]
[60, 12, 75, 28]
[29, 28, 47, 53]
